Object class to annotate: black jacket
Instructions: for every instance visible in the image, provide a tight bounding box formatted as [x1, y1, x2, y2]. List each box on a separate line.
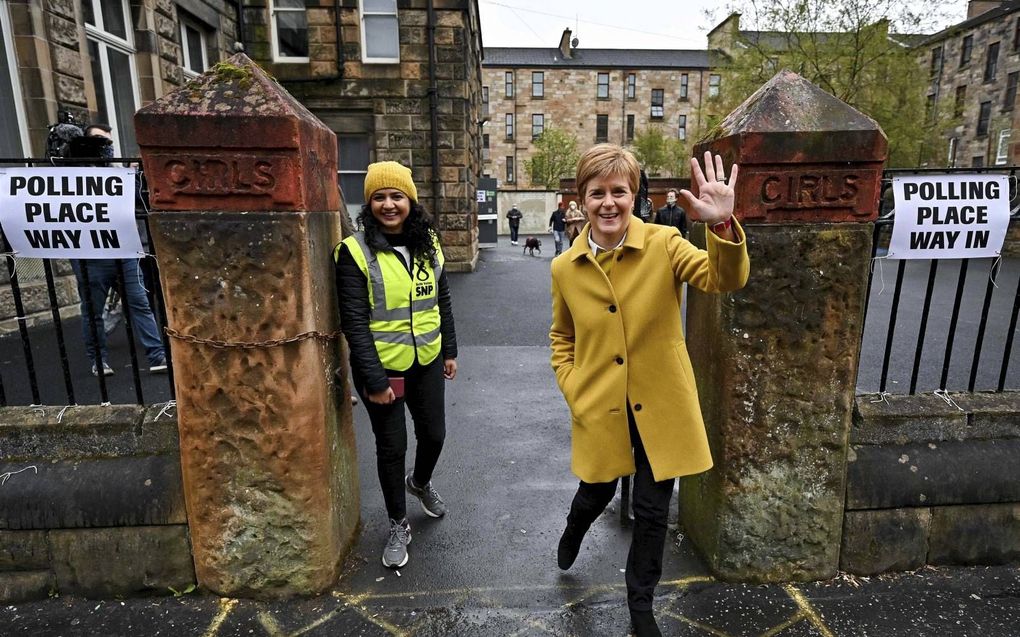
[549, 209, 566, 231]
[335, 232, 457, 394]
[654, 204, 687, 237]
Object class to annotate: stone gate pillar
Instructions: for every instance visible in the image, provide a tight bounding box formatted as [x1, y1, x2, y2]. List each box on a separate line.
[134, 54, 359, 597]
[680, 71, 887, 582]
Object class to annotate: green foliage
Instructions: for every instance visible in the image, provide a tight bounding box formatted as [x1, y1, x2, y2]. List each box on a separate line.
[631, 127, 690, 178]
[524, 127, 580, 190]
[712, 0, 957, 167]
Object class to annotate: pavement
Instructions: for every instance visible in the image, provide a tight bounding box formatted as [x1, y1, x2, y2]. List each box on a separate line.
[2, 236, 1020, 636]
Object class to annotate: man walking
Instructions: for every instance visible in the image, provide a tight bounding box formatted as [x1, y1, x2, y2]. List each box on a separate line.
[548, 200, 567, 256]
[506, 203, 523, 245]
[654, 189, 687, 238]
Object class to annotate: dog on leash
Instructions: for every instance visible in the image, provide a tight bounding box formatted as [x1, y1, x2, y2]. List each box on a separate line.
[523, 236, 542, 256]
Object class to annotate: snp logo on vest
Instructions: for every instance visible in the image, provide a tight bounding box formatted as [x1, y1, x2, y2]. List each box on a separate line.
[414, 263, 434, 298]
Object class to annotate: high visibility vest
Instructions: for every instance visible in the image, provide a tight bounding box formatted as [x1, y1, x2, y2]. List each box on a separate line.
[337, 232, 444, 371]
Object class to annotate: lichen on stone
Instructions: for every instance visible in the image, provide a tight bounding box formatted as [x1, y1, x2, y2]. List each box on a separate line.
[211, 61, 255, 90]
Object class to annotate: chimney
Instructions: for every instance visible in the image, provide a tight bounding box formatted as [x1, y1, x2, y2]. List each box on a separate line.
[559, 28, 573, 59]
[968, 1, 1004, 18]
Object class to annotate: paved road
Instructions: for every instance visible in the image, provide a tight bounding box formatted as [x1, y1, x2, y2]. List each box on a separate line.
[2, 237, 1020, 636]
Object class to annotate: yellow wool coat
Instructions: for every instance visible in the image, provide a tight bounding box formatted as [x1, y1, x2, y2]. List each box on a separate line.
[549, 216, 750, 483]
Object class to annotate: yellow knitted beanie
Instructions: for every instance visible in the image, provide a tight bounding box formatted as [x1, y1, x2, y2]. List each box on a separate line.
[363, 161, 417, 202]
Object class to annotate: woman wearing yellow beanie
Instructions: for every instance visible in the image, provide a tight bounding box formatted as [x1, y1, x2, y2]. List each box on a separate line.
[333, 161, 458, 569]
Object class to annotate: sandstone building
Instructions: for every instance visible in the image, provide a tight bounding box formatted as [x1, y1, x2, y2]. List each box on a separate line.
[481, 28, 720, 190]
[920, 0, 1020, 167]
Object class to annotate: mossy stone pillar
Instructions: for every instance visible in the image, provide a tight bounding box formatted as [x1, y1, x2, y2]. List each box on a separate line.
[680, 71, 887, 582]
[134, 54, 359, 597]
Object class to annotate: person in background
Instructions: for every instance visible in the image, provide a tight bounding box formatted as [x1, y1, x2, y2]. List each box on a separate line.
[548, 200, 567, 256]
[563, 200, 586, 245]
[654, 188, 688, 238]
[549, 144, 749, 637]
[334, 161, 458, 570]
[506, 203, 523, 245]
[67, 123, 168, 377]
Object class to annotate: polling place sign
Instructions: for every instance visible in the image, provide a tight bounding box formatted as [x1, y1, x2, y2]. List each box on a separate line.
[888, 174, 1010, 259]
[0, 167, 142, 259]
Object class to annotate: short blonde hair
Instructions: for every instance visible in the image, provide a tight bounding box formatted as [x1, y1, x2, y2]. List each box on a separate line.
[575, 144, 640, 200]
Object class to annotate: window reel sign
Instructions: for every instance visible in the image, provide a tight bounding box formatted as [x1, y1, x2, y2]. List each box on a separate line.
[0, 167, 142, 259]
[888, 174, 1010, 259]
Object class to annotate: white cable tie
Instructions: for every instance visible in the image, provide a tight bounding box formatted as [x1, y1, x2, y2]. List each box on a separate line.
[100, 401, 112, 407]
[988, 255, 1002, 289]
[870, 255, 888, 296]
[0, 465, 38, 486]
[155, 400, 177, 420]
[56, 405, 70, 423]
[934, 389, 965, 412]
[869, 391, 891, 404]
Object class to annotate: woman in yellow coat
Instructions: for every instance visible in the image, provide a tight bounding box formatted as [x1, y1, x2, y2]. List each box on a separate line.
[550, 144, 749, 637]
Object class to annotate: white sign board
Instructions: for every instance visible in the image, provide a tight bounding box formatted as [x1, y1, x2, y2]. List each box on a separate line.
[0, 167, 142, 259]
[888, 174, 1010, 259]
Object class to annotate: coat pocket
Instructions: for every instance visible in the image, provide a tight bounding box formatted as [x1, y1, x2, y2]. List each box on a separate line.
[673, 343, 696, 388]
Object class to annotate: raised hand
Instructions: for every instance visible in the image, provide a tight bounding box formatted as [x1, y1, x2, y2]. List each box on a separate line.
[679, 151, 739, 226]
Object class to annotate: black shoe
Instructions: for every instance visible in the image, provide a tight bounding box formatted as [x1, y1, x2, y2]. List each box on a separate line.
[629, 609, 662, 637]
[557, 523, 585, 570]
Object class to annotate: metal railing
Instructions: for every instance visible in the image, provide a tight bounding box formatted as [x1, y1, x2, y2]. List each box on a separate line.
[858, 167, 1020, 395]
[0, 157, 174, 407]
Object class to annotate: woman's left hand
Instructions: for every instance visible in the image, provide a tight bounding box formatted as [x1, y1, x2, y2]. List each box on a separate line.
[679, 151, 739, 226]
[443, 358, 457, 380]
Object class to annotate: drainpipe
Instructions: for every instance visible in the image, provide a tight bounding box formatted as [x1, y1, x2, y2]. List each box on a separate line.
[427, 0, 441, 213]
[233, 0, 245, 52]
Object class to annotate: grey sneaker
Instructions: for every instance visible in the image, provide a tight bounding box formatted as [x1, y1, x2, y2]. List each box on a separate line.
[406, 472, 446, 518]
[382, 518, 411, 568]
[91, 361, 114, 377]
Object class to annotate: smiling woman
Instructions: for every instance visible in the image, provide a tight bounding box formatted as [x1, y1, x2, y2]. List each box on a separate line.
[549, 143, 749, 637]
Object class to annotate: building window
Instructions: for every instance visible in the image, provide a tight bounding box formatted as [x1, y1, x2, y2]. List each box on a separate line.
[506, 156, 514, 184]
[505, 113, 514, 140]
[83, 0, 139, 155]
[708, 74, 720, 98]
[1015, 18, 1020, 51]
[926, 94, 936, 122]
[626, 114, 635, 142]
[948, 137, 958, 168]
[532, 71, 543, 98]
[271, 0, 310, 62]
[626, 73, 636, 99]
[680, 73, 689, 100]
[977, 101, 992, 136]
[338, 134, 371, 211]
[482, 86, 489, 103]
[984, 42, 999, 82]
[180, 16, 209, 79]
[996, 129, 1011, 165]
[960, 34, 973, 66]
[650, 89, 664, 119]
[595, 114, 608, 143]
[1006, 72, 1018, 111]
[532, 113, 544, 139]
[930, 46, 942, 76]
[955, 85, 966, 118]
[678, 115, 687, 141]
[482, 133, 489, 161]
[0, 2, 29, 155]
[597, 72, 609, 99]
[505, 71, 514, 98]
[972, 155, 984, 168]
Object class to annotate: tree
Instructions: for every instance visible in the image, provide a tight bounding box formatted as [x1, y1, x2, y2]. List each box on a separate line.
[709, 0, 958, 167]
[524, 127, 580, 190]
[631, 127, 690, 178]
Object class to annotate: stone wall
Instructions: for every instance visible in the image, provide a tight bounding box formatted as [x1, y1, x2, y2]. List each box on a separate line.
[495, 190, 557, 234]
[842, 392, 1020, 575]
[0, 404, 194, 602]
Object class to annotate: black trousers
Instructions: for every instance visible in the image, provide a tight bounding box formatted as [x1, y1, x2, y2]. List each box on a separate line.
[353, 356, 446, 521]
[565, 407, 675, 611]
[509, 223, 520, 242]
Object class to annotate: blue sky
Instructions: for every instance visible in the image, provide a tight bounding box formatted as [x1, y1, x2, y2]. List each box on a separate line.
[478, 0, 971, 50]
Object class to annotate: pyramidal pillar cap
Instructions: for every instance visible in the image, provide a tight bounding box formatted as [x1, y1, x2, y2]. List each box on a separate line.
[134, 53, 339, 212]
